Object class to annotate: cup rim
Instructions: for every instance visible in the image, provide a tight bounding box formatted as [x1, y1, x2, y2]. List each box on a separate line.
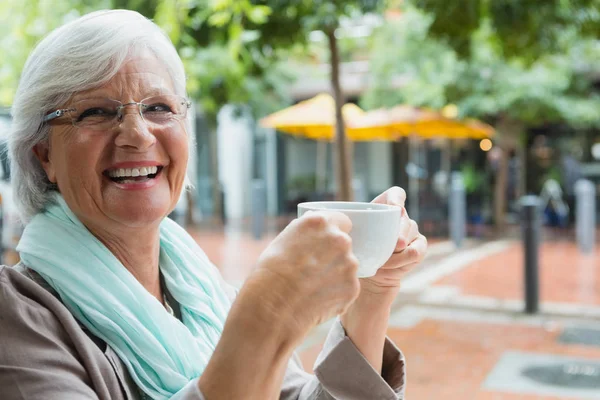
[297, 201, 401, 213]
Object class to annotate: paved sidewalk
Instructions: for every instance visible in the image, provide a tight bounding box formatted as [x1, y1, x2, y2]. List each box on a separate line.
[297, 239, 600, 399]
[299, 306, 600, 399]
[434, 241, 600, 306]
[188, 226, 278, 284]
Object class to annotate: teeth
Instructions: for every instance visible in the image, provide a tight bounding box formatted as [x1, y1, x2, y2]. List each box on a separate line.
[107, 166, 160, 178]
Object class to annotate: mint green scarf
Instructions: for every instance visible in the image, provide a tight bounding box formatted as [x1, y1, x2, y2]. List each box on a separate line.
[17, 193, 231, 399]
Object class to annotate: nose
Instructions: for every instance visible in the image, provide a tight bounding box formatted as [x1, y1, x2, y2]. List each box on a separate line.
[114, 108, 156, 150]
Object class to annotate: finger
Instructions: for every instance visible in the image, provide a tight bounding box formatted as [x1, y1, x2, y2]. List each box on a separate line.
[382, 234, 427, 269]
[372, 186, 406, 208]
[395, 214, 412, 252]
[407, 219, 420, 243]
[301, 210, 353, 234]
[328, 251, 360, 277]
[323, 211, 353, 234]
[375, 261, 420, 277]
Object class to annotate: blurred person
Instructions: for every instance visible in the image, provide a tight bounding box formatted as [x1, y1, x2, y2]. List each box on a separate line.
[0, 10, 427, 400]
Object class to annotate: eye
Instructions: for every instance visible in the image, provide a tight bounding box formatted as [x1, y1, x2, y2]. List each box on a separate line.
[77, 107, 115, 122]
[143, 103, 173, 113]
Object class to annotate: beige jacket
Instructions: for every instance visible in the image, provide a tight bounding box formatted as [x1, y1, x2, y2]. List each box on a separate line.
[0, 264, 406, 399]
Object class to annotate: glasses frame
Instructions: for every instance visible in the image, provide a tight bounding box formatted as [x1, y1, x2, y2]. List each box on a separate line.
[43, 95, 192, 129]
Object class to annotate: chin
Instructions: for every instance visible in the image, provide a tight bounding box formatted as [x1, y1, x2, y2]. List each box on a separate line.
[109, 202, 172, 228]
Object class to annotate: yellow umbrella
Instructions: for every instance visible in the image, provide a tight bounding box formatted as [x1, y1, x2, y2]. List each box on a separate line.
[259, 93, 391, 141]
[459, 118, 495, 139]
[360, 105, 494, 139]
[262, 96, 494, 140]
[344, 108, 399, 140]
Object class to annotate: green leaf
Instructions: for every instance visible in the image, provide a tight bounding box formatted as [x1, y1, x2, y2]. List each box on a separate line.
[208, 10, 232, 26]
[245, 5, 271, 24]
[210, 0, 232, 11]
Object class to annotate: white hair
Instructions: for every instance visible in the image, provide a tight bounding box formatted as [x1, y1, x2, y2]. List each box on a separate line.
[9, 9, 189, 222]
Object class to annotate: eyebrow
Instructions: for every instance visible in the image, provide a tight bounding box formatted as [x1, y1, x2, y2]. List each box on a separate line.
[71, 86, 174, 103]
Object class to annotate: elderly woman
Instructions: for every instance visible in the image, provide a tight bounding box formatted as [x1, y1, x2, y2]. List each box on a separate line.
[0, 10, 427, 400]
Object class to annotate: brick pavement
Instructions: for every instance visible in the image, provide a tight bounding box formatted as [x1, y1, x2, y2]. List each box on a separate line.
[435, 241, 600, 306]
[296, 238, 600, 399]
[189, 226, 278, 283]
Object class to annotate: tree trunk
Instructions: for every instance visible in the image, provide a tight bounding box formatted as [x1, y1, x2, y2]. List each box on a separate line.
[493, 117, 523, 231]
[493, 147, 508, 231]
[517, 132, 527, 199]
[326, 28, 353, 201]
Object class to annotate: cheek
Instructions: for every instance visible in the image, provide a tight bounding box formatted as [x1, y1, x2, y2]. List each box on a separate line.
[162, 126, 189, 177]
[52, 138, 104, 185]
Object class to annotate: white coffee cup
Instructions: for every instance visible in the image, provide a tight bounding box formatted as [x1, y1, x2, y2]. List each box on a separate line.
[297, 201, 401, 278]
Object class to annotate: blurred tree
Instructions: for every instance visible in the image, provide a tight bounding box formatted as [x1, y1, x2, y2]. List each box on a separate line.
[414, 0, 600, 62]
[0, 0, 113, 105]
[362, 7, 464, 111]
[239, 0, 384, 201]
[364, 3, 600, 228]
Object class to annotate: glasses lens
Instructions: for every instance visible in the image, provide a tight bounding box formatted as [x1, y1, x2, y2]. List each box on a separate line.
[141, 95, 189, 124]
[70, 98, 120, 130]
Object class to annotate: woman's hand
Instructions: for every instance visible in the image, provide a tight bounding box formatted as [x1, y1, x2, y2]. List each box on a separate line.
[360, 186, 428, 299]
[244, 210, 361, 342]
[340, 187, 427, 373]
[201, 212, 361, 399]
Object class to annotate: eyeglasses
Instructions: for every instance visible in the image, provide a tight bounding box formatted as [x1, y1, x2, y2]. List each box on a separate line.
[43, 94, 192, 131]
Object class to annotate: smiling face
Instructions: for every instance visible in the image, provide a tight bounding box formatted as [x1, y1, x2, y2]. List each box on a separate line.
[34, 50, 189, 232]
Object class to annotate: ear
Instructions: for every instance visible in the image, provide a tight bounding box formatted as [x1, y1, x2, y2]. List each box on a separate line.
[32, 142, 57, 184]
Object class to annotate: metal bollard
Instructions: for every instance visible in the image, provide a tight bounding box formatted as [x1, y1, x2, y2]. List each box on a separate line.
[449, 172, 466, 248]
[520, 195, 541, 314]
[575, 179, 596, 254]
[251, 180, 266, 240]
